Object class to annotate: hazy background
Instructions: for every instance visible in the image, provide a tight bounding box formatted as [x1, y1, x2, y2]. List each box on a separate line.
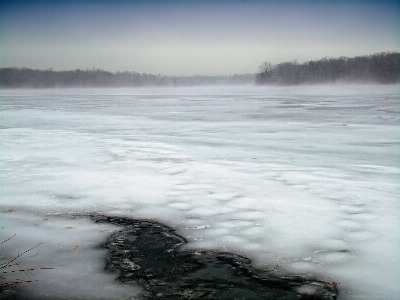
[1, 0, 399, 76]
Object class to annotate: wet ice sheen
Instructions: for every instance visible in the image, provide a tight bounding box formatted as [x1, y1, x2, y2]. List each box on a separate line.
[1, 85, 399, 300]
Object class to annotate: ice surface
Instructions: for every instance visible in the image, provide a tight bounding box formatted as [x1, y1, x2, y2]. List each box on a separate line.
[1, 212, 142, 299]
[1, 85, 399, 299]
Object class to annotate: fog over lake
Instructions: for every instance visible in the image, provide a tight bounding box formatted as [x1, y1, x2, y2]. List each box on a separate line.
[1, 85, 399, 299]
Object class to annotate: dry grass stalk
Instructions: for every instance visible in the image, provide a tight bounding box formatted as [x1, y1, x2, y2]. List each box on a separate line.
[0, 234, 53, 296]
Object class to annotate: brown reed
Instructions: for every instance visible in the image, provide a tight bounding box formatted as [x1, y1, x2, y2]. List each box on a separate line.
[0, 234, 53, 297]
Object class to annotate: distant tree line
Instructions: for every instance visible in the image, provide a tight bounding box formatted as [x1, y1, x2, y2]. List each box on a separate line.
[2, 52, 398, 88]
[256, 52, 400, 85]
[0, 67, 254, 88]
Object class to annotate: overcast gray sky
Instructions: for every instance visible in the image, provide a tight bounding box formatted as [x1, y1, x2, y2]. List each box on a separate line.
[1, 0, 399, 76]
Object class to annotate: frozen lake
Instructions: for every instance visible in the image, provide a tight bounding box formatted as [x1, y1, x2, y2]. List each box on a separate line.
[1, 85, 399, 299]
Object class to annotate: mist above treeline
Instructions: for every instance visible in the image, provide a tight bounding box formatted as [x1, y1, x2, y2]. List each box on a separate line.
[0, 68, 255, 88]
[0, 52, 399, 88]
[257, 52, 400, 85]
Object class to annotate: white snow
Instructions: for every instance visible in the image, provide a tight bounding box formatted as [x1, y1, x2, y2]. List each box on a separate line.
[1, 85, 399, 299]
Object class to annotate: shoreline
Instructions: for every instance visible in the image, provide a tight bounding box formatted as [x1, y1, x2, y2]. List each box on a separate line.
[91, 214, 338, 300]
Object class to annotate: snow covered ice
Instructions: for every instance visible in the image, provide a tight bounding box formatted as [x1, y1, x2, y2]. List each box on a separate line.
[1, 85, 399, 299]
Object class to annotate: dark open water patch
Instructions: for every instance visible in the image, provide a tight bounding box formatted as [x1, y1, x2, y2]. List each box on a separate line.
[91, 214, 338, 300]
